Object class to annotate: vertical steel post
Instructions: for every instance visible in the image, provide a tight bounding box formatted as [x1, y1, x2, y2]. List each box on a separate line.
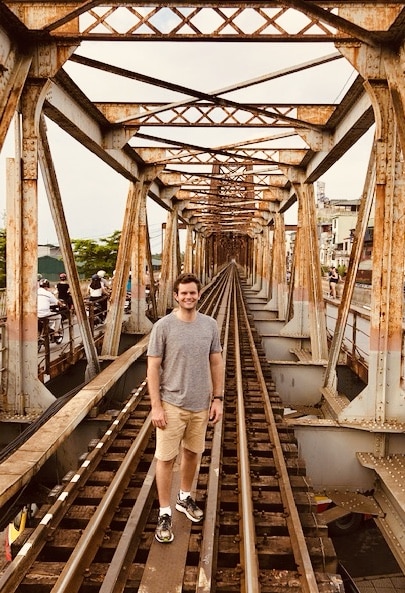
[265, 212, 288, 319]
[338, 44, 405, 427]
[157, 205, 179, 316]
[183, 224, 194, 272]
[281, 173, 328, 361]
[6, 84, 56, 414]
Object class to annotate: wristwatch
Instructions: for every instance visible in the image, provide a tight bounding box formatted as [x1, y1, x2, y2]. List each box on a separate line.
[212, 395, 224, 401]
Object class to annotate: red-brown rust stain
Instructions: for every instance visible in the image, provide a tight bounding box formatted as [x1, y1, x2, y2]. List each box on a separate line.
[369, 327, 403, 352]
[292, 286, 308, 301]
[7, 311, 38, 341]
[338, 6, 402, 31]
[131, 285, 147, 299]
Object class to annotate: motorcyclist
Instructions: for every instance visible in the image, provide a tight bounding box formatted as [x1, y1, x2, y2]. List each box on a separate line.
[55, 272, 73, 311]
[37, 279, 63, 343]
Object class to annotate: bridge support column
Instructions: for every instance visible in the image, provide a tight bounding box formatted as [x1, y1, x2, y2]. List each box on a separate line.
[200, 235, 208, 285]
[127, 177, 155, 334]
[205, 234, 216, 283]
[4, 40, 78, 414]
[7, 83, 56, 414]
[248, 234, 257, 286]
[265, 211, 288, 319]
[342, 87, 405, 427]
[183, 224, 194, 273]
[194, 232, 205, 286]
[157, 205, 180, 316]
[337, 44, 405, 427]
[208, 235, 216, 279]
[280, 174, 328, 361]
[256, 226, 271, 299]
[105, 168, 159, 350]
[245, 236, 254, 284]
[252, 233, 264, 291]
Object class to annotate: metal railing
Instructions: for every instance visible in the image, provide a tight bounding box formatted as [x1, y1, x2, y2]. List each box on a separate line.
[324, 299, 405, 386]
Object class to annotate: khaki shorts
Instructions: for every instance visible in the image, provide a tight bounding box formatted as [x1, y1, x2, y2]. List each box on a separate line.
[155, 401, 209, 461]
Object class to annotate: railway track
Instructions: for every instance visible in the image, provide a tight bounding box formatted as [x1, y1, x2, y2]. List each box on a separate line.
[0, 265, 343, 593]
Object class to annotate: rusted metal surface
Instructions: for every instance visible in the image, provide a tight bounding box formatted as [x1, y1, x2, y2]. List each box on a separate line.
[358, 452, 405, 572]
[323, 146, 376, 397]
[4, 2, 402, 42]
[1, 1, 405, 557]
[2, 0, 394, 409]
[38, 116, 101, 379]
[0, 267, 342, 592]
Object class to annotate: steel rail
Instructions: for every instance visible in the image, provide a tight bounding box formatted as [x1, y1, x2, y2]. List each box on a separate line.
[0, 383, 148, 593]
[199, 266, 233, 318]
[233, 277, 261, 592]
[98, 458, 157, 593]
[196, 264, 233, 593]
[50, 414, 154, 593]
[235, 277, 321, 593]
[0, 265, 339, 591]
[96, 265, 232, 593]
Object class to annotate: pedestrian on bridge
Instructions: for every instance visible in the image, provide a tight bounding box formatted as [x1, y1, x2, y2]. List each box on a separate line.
[147, 272, 224, 544]
[328, 266, 339, 299]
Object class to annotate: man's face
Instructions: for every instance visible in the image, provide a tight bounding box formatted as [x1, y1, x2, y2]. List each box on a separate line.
[175, 281, 200, 309]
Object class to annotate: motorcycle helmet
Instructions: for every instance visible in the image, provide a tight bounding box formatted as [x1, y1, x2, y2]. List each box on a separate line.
[59, 273, 67, 280]
[97, 270, 106, 278]
[39, 279, 50, 288]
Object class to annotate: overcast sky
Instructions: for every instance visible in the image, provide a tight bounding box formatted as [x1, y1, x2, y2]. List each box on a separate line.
[0, 38, 375, 251]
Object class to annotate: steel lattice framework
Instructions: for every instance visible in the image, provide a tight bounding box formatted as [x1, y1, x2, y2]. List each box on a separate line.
[1, 2, 404, 235]
[2, 4, 405, 569]
[3, 2, 404, 42]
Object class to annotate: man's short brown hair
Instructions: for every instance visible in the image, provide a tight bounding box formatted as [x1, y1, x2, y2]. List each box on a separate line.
[173, 272, 201, 294]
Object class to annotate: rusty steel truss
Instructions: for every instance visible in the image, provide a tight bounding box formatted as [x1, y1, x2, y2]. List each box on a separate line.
[1, 1, 405, 573]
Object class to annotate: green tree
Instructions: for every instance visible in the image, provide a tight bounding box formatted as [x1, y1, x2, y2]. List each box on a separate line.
[71, 231, 121, 278]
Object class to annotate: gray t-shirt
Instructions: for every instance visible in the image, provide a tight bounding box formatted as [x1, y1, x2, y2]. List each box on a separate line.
[147, 311, 222, 412]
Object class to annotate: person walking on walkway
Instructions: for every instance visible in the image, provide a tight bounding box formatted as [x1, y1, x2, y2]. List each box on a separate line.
[328, 266, 339, 299]
[147, 272, 224, 543]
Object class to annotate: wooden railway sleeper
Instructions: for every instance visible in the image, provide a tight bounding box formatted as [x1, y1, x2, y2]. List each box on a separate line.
[0, 384, 148, 593]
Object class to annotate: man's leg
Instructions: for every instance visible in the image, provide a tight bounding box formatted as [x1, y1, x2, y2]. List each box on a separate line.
[179, 447, 199, 493]
[156, 458, 175, 508]
[176, 447, 204, 522]
[155, 457, 175, 543]
[48, 314, 61, 333]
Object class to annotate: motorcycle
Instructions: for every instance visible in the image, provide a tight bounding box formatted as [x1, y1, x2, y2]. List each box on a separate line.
[38, 304, 66, 351]
[85, 296, 107, 326]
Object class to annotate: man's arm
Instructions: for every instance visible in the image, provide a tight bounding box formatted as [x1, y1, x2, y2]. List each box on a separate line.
[209, 351, 224, 424]
[147, 355, 167, 428]
[210, 351, 224, 394]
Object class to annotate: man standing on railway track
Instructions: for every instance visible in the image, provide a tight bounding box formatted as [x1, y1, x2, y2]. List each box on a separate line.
[147, 272, 224, 543]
